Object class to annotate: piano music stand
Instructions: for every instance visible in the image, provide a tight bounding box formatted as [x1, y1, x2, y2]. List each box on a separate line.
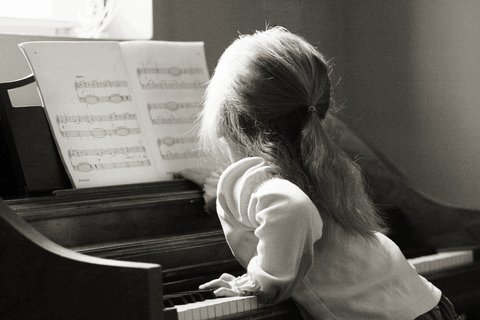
[0, 75, 71, 197]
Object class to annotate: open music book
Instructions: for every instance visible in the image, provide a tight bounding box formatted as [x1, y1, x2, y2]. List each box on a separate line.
[19, 40, 212, 188]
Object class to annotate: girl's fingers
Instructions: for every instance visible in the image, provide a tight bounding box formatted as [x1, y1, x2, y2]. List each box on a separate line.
[219, 273, 236, 281]
[198, 278, 230, 290]
[214, 287, 237, 297]
[178, 168, 212, 186]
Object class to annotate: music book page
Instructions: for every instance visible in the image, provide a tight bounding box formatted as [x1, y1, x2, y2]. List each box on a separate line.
[120, 41, 211, 177]
[19, 41, 210, 188]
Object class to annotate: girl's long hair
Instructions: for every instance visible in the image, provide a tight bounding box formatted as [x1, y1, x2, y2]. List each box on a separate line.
[200, 27, 383, 238]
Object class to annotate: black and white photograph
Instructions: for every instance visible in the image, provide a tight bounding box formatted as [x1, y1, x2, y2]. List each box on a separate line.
[0, 1, 479, 319]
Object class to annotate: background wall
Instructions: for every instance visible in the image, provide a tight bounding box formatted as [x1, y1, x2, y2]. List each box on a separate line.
[1, 0, 479, 209]
[152, 0, 346, 77]
[339, 1, 480, 209]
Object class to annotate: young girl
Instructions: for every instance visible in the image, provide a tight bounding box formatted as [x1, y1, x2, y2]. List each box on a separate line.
[185, 27, 459, 320]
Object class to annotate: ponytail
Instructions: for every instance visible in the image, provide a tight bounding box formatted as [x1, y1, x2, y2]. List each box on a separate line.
[300, 114, 384, 237]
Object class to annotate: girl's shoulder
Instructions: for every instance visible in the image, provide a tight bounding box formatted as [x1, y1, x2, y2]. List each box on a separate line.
[218, 157, 321, 228]
[254, 175, 309, 201]
[252, 176, 318, 219]
[218, 157, 274, 193]
[218, 156, 310, 207]
[220, 156, 311, 203]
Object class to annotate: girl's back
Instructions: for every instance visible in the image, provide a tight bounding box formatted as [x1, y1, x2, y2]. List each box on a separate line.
[216, 156, 440, 320]
[196, 27, 460, 320]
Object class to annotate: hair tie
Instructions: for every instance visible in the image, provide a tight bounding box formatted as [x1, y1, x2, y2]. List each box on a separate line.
[308, 105, 317, 113]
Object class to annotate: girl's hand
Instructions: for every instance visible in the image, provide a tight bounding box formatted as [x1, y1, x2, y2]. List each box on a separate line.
[179, 168, 213, 187]
[199, 273, 238, 297]
[179, 168, 222, 214]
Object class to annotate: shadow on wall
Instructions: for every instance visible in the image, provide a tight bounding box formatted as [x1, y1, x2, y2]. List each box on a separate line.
[338, 1, 480, 210]
[333, 118, 480, 250]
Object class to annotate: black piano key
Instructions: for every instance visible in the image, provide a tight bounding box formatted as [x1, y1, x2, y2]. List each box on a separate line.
[183, 294, 196, 303]
[163, 298, 175, 308]
[168, 296, 189, 306]
[163, 289, 217, 307]
[178, 289, 217, 300]
[190, 292, 204, 302]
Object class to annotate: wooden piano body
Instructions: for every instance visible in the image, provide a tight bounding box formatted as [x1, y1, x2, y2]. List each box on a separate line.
[1, 76, 480, 319]
[0, 180, 303, 320]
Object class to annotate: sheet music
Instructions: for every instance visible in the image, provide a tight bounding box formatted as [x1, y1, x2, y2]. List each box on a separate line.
[19, 42, 161, 188]
[120, 41, 212, 178]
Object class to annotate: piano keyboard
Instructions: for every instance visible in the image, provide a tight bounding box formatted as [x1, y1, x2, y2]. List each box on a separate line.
[165, 250, 475, 320]
[408, 250, 474, 275]
[173, 296, 258, 320]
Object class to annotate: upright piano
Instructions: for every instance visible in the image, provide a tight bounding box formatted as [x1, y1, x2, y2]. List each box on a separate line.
[1, 76, 479, 320]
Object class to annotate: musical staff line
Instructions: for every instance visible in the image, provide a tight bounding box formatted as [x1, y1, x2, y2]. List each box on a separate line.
[68, 146, 147, 158]
[137, 66, 204, 77]
[56, 112, 138, 125]
[158, 136, 197, 147]
[72, 160, 151, 172]
[59, 126, 141, 138]
[140, 80, 204, 90]
[151, 115, 197, 125]
[147, 101, 201, 111]
[158, 150, 200, 160]
[157, 136, 200, 160]
[78, 94, 132, 104]
[74, 79, 129, 89]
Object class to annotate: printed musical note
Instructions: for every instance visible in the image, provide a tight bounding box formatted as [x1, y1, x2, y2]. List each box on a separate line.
[72, 160, 151, 172]
[146, 101, 201, 125]
[157, 136, 200, 160]
[78, 94, 132, 104]
[158, 136, 197, 146]
[68, 146, 147, 158]
[147, 101, 201, 111]
[56, 112, 138, 124]
[139, 79, 204, 90]
[59, 126, 142, 138]
[74, 79, 129, 89]
[74, 75, 133, 105]
[158, 150, 200, 160]
[69, 145, 152, 172]
[151, 115, 197, 125]
[137, 66, 204, 77]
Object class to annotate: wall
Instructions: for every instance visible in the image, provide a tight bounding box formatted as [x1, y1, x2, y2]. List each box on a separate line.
[338, 1, 480, 209]
[152, 0, 345, 76]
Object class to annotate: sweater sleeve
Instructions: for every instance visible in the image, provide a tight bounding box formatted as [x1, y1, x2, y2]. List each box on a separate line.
[235, 179, 323, 304]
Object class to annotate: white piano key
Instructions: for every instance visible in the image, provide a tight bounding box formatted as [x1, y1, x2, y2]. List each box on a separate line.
[192, 307, 200, 320]
[236, 298, 245, 313]
[200, 307, 208, 320]
[246, 297, 253, 311]
[175, 296, 258, 320]
[408, 250, 473, 275]
[214, 303, 223, 317]
[222, 300, 230, 316]
[185, 309, 193, 320]
[230, 298, 238, 314]
[207, 303, 215, 319]
[251, 296, 258, 309]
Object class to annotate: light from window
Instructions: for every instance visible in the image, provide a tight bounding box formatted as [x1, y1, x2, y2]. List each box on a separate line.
[0, 0, 152, 39]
